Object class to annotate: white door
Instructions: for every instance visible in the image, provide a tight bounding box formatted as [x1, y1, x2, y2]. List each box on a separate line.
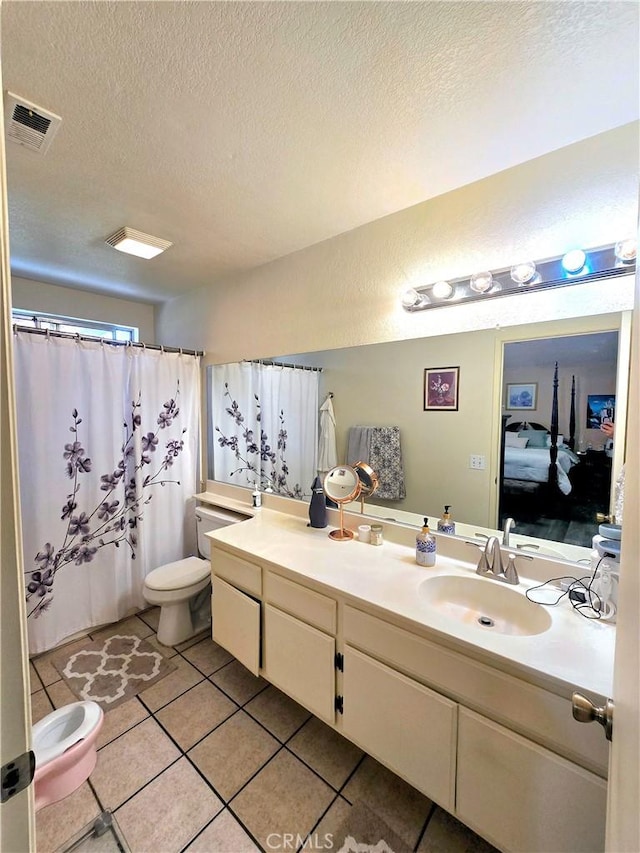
[604, 268, 640, 851]
[0, 60, 35, 849]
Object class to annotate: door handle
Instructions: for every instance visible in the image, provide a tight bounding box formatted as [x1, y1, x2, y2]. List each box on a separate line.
[572, 692, 614, 741]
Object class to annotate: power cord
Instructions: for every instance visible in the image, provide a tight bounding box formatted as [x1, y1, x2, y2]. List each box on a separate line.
[525, 556, 616, 621]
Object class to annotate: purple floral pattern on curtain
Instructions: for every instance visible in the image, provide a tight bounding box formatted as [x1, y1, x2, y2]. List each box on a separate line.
[25, 384, 186, 619]
[215, 382, 306, 498]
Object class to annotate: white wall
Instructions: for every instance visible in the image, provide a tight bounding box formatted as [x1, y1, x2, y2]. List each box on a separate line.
[156, 123, 638, 361]
[11, 276, 156, 343]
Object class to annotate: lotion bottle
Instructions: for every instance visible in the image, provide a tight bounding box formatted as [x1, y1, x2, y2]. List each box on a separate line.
[437, 505, 456, 535]
[416, 518, 436, 567]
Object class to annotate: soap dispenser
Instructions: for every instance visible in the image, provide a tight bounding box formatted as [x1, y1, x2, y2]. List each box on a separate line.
[416, 518, 436, 567]
[437, 505, 456, 535]
[252, 482, 262, 508]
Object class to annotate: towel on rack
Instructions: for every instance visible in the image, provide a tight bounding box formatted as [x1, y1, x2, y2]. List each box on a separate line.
[318, 396, 338, 473]
[346, 426, 373, 466]
[369, 427, 406, 500]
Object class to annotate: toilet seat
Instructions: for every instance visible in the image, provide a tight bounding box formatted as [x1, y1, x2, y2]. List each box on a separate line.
[144, 557, 209, 592]
[33, 701, 103, 767]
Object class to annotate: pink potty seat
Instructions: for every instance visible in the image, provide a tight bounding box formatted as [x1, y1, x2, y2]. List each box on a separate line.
[33, 700, 104, 811]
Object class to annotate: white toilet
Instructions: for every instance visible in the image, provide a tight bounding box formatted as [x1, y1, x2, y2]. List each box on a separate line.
[142, 504, 247, 646]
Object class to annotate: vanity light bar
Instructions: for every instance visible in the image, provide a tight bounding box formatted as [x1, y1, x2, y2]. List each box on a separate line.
[402, 241, 636, 311]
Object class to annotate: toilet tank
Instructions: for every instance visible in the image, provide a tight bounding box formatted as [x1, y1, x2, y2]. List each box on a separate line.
[195, 505, 249, 559]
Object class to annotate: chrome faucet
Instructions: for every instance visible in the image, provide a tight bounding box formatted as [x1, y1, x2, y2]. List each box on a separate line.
[502, 517, 516, 547]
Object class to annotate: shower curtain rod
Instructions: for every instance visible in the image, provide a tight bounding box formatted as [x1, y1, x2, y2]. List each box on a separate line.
[243, 358, 322, 372]
[12, 325, 204, 357]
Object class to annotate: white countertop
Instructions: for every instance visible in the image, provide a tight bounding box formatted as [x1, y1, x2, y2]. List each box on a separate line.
[202, 496, 615, 701]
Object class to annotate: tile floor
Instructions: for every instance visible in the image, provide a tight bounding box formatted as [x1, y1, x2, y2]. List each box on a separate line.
[30, 609, 497, 853]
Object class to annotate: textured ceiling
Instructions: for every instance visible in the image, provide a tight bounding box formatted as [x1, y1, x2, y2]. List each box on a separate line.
[2, 1, 638, 304]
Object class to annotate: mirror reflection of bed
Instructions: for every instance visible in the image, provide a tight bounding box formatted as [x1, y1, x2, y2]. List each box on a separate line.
[499, 331, 619, 547]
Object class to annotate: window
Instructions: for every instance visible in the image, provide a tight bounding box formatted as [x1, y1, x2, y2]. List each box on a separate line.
[12, 310, 138, 342]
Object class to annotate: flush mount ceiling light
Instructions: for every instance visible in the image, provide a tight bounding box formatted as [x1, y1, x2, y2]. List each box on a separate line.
[105, 227, 172, 259]
[401, 241, 636, 312]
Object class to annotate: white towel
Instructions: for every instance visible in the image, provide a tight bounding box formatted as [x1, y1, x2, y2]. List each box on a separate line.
[318, 396, 337, 473]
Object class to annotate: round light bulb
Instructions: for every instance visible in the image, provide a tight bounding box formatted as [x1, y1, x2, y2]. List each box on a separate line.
[401, 288, 429, 309]
[614, 237, 637, 264]
[562, 249, 586, 274]
[510, 261, 536, 285]
[469, 271, 493, 293]
[432, 280, 454, 299]
[401, 288, 420, 308]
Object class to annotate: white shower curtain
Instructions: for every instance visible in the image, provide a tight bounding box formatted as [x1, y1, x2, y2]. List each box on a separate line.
[210, 361, 318, 498]
[14, 333, 200, 654]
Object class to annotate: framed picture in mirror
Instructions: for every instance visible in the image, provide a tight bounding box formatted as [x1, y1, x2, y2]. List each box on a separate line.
[506, 382, 537, 410]
[424, 367, 459, 411]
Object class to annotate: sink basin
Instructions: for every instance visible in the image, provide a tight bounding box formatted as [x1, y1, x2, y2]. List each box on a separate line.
[418, 574, 552, 636]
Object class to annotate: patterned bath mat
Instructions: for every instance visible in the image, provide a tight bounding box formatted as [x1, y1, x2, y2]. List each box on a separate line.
[52, 634, 176, 712]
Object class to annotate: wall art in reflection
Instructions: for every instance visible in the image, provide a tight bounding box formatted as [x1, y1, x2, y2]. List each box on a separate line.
[424, 367, 459, 411]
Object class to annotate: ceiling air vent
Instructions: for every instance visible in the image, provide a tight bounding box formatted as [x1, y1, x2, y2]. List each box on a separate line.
[4, 92, 61, 155]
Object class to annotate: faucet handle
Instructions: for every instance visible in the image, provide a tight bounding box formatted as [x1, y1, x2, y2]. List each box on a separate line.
[504, 550, 533, 584]
[504, 553, 519, 584]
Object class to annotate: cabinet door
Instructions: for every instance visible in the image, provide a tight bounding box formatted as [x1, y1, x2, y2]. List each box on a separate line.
[212, 577, 261, 676]
[342, 646, 457, 811]
[263, 604, 335, 724]
[456, 708, 606, 853]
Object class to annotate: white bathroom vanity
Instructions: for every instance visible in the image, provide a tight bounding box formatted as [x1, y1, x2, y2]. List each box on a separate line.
[198, 490, 613, 853]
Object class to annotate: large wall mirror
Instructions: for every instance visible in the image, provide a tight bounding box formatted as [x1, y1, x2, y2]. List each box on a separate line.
[206, 308, 631, 564]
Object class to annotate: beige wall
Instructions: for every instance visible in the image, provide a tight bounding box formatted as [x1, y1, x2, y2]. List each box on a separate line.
[11, 276, 156, 343]
[156, 124, 637, 361]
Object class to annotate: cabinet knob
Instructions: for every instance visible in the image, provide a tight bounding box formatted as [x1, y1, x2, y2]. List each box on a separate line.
[571, 692, 614, 741]
[596, 512, 612, 523]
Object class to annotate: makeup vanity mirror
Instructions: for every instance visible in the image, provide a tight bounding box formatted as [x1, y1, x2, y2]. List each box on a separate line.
[323, 465, 361, 540]
[352, 461, 379, 514]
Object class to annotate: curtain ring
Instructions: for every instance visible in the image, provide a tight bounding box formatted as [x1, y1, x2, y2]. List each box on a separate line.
[46, 328, 51, 340]
[142, 341, 146, 350]
[179, 347, 183, 356]
[161, 345, 165, 354]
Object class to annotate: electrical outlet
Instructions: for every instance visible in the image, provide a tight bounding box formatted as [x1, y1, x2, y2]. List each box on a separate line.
[469, 454, 486, 470]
